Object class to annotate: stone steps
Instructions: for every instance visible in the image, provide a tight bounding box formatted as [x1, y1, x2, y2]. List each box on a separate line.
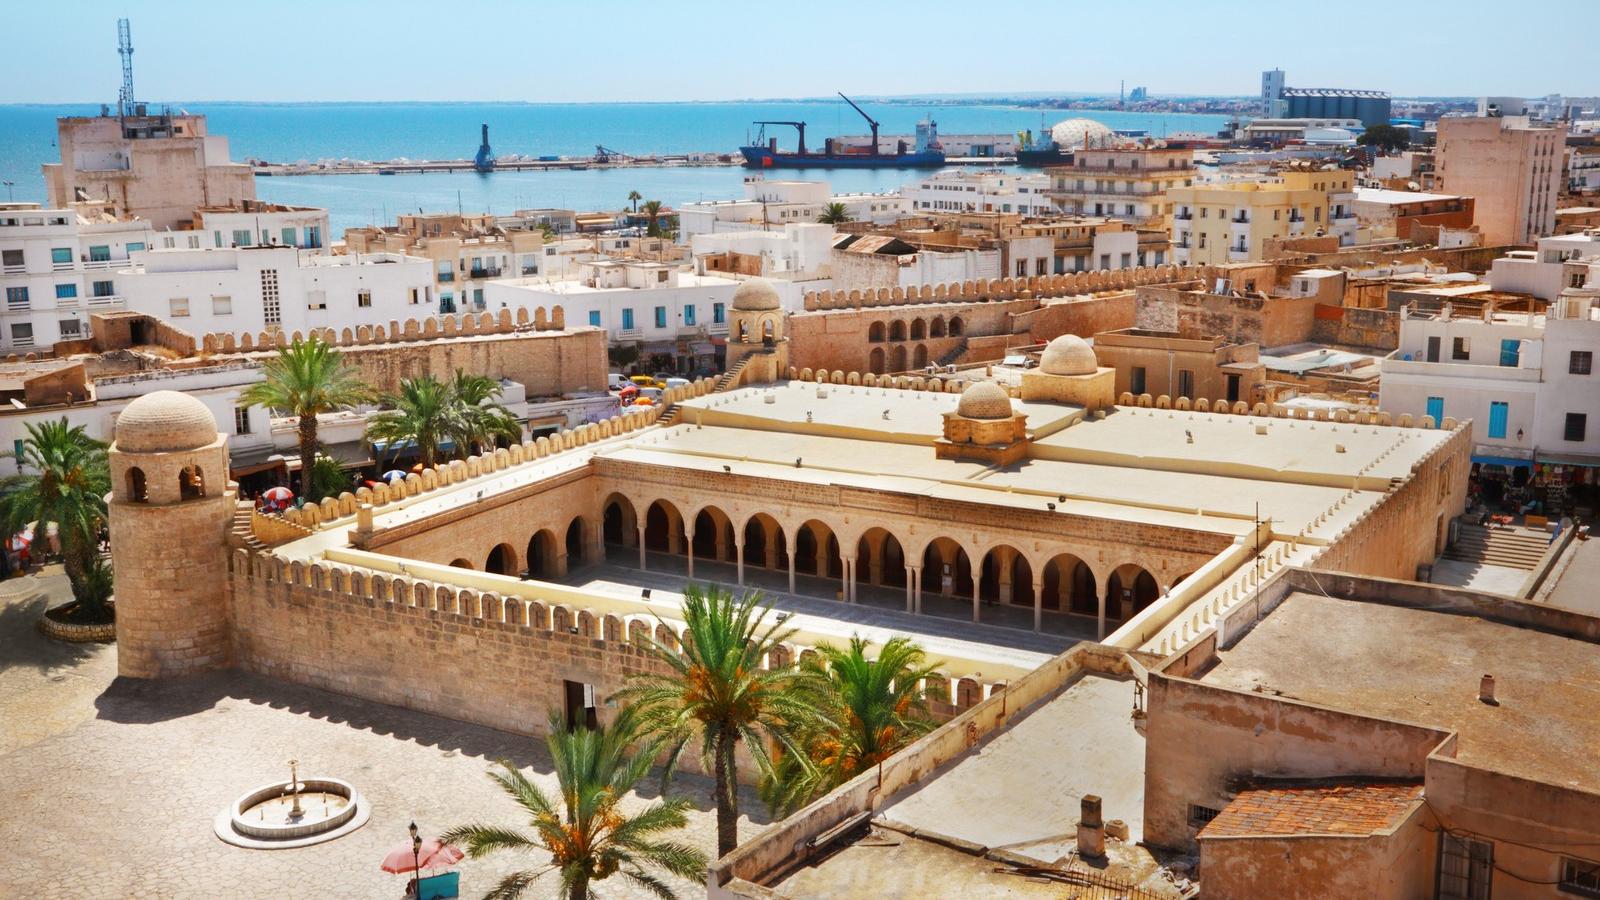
[1444, 524, 1549, 570]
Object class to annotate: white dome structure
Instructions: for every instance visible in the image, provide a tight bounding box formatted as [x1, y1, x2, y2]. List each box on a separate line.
[1049, 118, 1117, 150]
[956, 380, 1015, 420]
[731, 278, 781, 312]
[114, 390, 220, 453]
[1039, 335, 1099, 376]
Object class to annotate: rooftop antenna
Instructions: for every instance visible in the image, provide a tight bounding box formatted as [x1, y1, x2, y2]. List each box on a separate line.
[117, 18, 136, 118]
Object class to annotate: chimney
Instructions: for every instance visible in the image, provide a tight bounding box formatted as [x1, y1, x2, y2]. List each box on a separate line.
[1077, 794, 1106, 858]
[1479, 673, 1498, 705]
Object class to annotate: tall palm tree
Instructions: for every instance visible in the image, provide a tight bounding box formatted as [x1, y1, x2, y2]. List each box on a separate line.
[761, 636, 939, 817]
[447, 369, 522, 456]
[240, 337, 368, 499]
[366, 375, 452, 469]
[618, 585, 829, 857]
[816, 202, 852, 225]
[441, 710, 707, 900]
[627, 190, 643, 213]
[0, 420, 111, 620]
[640, 199, 665, 238]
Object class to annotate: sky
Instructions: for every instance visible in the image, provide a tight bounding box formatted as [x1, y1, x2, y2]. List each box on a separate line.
[2, 0, 1594, 104]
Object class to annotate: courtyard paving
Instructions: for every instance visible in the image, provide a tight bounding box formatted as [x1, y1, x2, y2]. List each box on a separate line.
[0, 571, 764, 899]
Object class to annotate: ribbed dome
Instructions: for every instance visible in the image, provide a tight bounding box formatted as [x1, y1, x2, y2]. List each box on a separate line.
[1049, 118, 1117, 149]
[1040, 334, 1099, 376]
[732, 278, 781, 311]
[115, 390, 219, 453]
[956, 380, 1014, 420]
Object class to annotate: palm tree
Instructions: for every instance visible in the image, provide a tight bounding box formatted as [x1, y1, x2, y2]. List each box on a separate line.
[0, 420, 111, 620]
[441, 710, 707, 900]
[240, 338, 368, 499]
[447, 369, 522, 457]
[366, 375, 452, 469]
[627, 190, 642, 213]
[640, 199, 665, 238]
[816, 202, 852, 225]
[618, 585, 829, 857]
[761, 636, 939, 817]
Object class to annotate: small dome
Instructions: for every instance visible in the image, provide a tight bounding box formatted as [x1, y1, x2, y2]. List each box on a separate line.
[1040, 334, 1099, 376]
[732, 278, 781, 311]
[1049, 118, 1117, 149]
[115, 390, 219, 453]
[956, 380, 1014, 420]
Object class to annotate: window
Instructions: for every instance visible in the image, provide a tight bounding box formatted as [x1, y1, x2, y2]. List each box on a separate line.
[1177, 369, 1195, 399]
[621, 308, 635, 330]
[1427, 397, 1445, 424]
[1572, 351, 1593, 375]
[1120, 252, 1132, 268]
[1099, 254, 1111, 270]
[1188, 804, 1221, 829]
[1499, 339, 1520, 367]
[713, 302, 725, 324]
[234, 407, 252, 435]
[6, 287, 29, 307]
[10, 323, 33, 347]
[168, 297, 190, 317]
[439, 292, 455, 313]
[230, 229, 251, 248]
[1130, 366, 1147, 395]
[1488, 402, 1508, 440]
[409, 287, 425, 305]
[55, 283, 78, 300]
[260, 269, 281, 325]
[92, 280, 113, 298]
[213, 230, 223, 248]
[684, 304, 696, 326]
[1560, 857, 1600, 898]
[357, 289, 372, 308]
[125, 242, 144, 254]
[1566, 413, 1588, 442]
[1437, 833, 1493, 900]
[281, 227, 297, 247]
[1452, 337, 1470, 360]
[50, 247, 72, 265]
[654, 306, 667, 328]
[2, 249, 22, 269]
[588, 310, 601, 327]
[306, 290, 327, 311]
[58, 319, 82, 338]
[212, 295, 232, 316]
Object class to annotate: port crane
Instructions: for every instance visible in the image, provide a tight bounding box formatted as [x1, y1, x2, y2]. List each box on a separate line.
[594, 145, 631, 164]
[749, 121, 808, 155]
[836, 92, 881, 153]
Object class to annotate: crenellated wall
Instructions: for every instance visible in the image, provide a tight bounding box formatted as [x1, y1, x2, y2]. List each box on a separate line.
[198, 307, 567, 355]
[799, 264, 1210, 311]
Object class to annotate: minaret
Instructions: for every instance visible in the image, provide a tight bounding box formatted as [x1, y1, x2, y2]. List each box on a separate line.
[107, 390, 233, 678]
[724, 278, 788, 383]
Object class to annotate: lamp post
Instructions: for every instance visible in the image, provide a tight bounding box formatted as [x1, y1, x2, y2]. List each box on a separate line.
[2, 181, 14, 202]
[409, 821, 422, 897]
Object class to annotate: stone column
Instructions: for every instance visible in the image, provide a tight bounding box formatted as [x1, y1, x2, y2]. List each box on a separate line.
[905, 563, 919, 613]
[637, 525, 648, 571]
[735, 533, 745, 587]
[684, 523, 695, 579]
[997, 548, 1014, 605]
[1098, 573, 1111, 640]
[1033, 575, 1045, 633]
[842, 555, 856, 603]
[786, 533, 798, 595]
[972, 575, 981, 623]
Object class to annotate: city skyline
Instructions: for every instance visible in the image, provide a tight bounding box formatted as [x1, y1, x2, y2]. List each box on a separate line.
[1, 0, 1594, 104]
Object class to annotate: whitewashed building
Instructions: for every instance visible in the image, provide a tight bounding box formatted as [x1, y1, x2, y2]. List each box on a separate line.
[1488, 232, 1600, 301]
[689, 223, 835, 281]
[0, 201, 156, 352]
[901, 170, 1056, 216]
[677, 179, 907, 241]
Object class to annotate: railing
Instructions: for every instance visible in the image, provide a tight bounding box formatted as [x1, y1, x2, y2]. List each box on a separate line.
[1231, 215, 1250, 224]
[1175, 211, 1193, 220]
[10, 336, 34, 348]
[82, 259, 117, 270]
[52, 262, 76, 272]
[616, 327, 643, 340]
[87, 294, 124, 308]
[705, 321, 729, 335]
[2, 264, 24, 275]
[437, 272, 455, 283]
[469, 267, 503, 279]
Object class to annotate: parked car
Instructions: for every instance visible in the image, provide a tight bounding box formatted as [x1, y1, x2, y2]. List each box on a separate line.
[664, 377, 691, 389]
[638, 387, 664, 401]
[629, 374, 663, 389]
[608, 373, 630, 391]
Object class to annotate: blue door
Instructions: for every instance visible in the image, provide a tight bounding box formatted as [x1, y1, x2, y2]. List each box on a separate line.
[1426, 396, 1444, 424]
[1499, 339, 1520, 367]
[1488, 402, 1508, 439]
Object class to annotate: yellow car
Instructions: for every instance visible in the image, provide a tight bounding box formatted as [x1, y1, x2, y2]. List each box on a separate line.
[628, 375, 664, 389]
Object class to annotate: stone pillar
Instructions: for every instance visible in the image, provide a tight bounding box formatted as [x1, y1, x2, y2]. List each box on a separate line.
[637, 525, 648, 571]
[786, 533, 798, 595]
[684, 523, 695, 579]
[905, 563, 919, 613]
[972, 575, 981, 623]
[1033, 575, 1045, 633]
[997, 548, 1014, 604]
[842, 555, 856, 603]
[1097, 577, 1107, 640]
[1078, 795, 1106, 858]
[735, 534, 745, 587]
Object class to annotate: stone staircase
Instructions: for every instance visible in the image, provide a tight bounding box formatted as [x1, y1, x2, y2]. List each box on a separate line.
[228, 502, 268, 552]
[713, 353, 760, 393]
[1444, 523, 1550, 571]
[936, 338, 969, 368]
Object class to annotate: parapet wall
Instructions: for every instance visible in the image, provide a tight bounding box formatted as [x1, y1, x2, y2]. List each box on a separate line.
[801, 263, 1212, 311]
[198, 306, 569, 355]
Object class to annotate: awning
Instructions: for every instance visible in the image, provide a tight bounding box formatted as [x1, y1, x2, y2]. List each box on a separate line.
[370, 437, 456, 456]
[1472, 455, 1533, 469]
[229, 447, 289, 478]
[1537, 451, 1600, 469]
[284, 440, 376, 472]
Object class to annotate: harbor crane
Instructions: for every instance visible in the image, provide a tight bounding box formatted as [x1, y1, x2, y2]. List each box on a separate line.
[837, 92, 881, 154]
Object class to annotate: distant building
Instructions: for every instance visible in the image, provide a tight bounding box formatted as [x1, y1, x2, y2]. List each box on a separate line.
[0, 200, 155, 352]
[1352, 188, 1475, 242]
[1091, 328, 1265, 404]
[1168, 167, 1357, 264]
[1261, 69, 1287, 118]
[1488, 231, 1600, 300]
[1128, 86, 1149, 103]
[1259, 69, 1391, 128]
[676, 179, 908, 241]
[41, 111, 255, 231]
[1436, 116, 1563, 245]
[344, 212, 547, 315]
[1045, 146, 1197, 226]
[902, 170, 1056, 217]
[185, 201, 329, 252]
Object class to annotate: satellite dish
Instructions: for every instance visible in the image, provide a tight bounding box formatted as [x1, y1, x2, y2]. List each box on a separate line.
[1407, 181, 1421, 191]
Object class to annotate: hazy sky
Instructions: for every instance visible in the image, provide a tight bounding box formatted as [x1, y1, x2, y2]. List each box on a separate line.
[3, 0, 1592, 103]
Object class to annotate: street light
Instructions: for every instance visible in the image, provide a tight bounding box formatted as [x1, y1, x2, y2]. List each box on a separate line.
[409, 821, 422, 897]
[1, 181, 13, 202]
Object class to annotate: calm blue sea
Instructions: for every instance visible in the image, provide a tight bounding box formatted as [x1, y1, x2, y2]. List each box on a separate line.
[0, 101, 1230, 232]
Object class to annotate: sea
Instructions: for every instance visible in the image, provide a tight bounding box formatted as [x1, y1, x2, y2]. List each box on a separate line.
[0, 101, 1231, 233]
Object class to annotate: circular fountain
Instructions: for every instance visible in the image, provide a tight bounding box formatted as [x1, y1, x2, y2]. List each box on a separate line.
[214, 759, 371, 849]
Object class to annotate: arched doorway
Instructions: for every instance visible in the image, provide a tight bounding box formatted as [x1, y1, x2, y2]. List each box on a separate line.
[1107, 563, 1160, 621]
[912, 344, 929, 369]
[644, 499, 685, 555]
[449, 558, 473, 569]
[486, 543, 516, 576]
[929, 317, 947, 338]
[979, 545, 1033, 608]
[910, 318, 926, 340]
[565, 516, 587, 567]
[868, 321, 886, 342]
[527, 530, 559, 578]
[869, 346, 886, 374]
[1041, 553, 1098, 614]
[794, 519, 841, 579]
[948, 316, 964, 336]
[889, 320, 907, 342]
[856, 527, 906, 589]
[921, 537, 972, 603]
[692, 506, 735, 563]
[889, 345, 907, 372]
[743, 513, 788, 571]
[602, 493, 637, 551]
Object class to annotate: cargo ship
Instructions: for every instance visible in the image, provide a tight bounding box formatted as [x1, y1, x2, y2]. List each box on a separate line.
[1014, 128, 1071, 167]
[740, 93, 945, 169]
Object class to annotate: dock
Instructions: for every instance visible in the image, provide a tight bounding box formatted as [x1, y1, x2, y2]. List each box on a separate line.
[252, 155, 744, 177]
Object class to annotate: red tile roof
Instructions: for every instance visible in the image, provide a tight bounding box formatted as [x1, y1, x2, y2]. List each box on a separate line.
[1198, 782, 1424, 839]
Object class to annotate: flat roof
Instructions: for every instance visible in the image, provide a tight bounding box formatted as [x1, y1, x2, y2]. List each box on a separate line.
[1355, 188, 1463, 205]
[1198, 591, 1600, 793]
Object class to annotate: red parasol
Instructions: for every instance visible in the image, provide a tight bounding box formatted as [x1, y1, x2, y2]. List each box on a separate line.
[380, 837, 463, 875]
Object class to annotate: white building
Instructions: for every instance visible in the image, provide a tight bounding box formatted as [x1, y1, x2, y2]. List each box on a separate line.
[901, 170, 1056, 216]
[115, 246, 435, 337]
[689, 223, 834, 281]
[184, 202, 330, 252]
[1488, 232, 1600, 301]
[0, 201, 156, 352]
[677, 179, 907, 241]
[1568, 148, 1600, 193]
[1379, 290, 1600, 475]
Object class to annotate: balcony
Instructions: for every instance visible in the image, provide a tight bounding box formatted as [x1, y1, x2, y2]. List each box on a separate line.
[1175, 211, 1193, 221]
[52, 261, 76, 272]
[86, 294, 124, 308]
[1230, 214, 1250, 224]
[469, 266, 503, 279]
[81, 259, 117, 270]
[706, 321, 729, 336]
[437, 272, 455, 283]
[616, 327, 643, 340]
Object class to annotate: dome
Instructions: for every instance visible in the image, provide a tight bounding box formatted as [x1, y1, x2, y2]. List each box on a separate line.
[115, 390, 219, 453]
[956, 380, 1014, 420]
[731, 278, 781, 312]
[1049, 118, 1117, 150]
[1039, 334, 1099, 376]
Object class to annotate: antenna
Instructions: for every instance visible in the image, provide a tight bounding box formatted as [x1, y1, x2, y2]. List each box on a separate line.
[117, 18, 135, 117]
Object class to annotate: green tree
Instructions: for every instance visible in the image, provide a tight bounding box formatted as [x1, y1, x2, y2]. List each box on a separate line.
[447, 369, 522, 457]
[304, 454, 350, 504]
[1357, 124, 1411, 153]
[641, 199, 665, 238]
[815, 202, 852, 225]
[440, 710, 707, 900]
[761, 635, 939, 817]
[0, 420, 112, 620]
[365, 371, 520, 469]
[240, 338, 369, 499]
[627, 190, 643, 213]
[618, 585, 828, 857]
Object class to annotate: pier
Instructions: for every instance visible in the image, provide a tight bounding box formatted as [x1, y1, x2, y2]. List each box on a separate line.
[252, 154, 743, 177]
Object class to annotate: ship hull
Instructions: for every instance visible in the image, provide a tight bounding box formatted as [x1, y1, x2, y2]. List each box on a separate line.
[1015, 147, 1072, 167]
[740, 146, 945, 169]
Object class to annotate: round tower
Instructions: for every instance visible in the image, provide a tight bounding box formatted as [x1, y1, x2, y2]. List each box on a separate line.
[107, 390, 233, 678]
[725, 278, 788, 382]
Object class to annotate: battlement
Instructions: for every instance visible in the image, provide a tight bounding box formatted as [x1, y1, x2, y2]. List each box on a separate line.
[199, 306, 572, 355]
[801, 263, 1210, 312]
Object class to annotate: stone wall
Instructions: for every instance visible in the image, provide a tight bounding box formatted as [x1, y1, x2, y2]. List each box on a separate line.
[1136, 285, 1322, 349]
[199, 307, 567, 355]
[801, 264, 1207, 311]
[1309, 304, 1400, 350]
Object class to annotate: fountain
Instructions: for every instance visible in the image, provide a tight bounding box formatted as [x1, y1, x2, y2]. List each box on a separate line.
[214, 758, 370, 849]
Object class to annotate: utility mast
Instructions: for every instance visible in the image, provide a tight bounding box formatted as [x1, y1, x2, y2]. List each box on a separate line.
[117, 18, 136, 117]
